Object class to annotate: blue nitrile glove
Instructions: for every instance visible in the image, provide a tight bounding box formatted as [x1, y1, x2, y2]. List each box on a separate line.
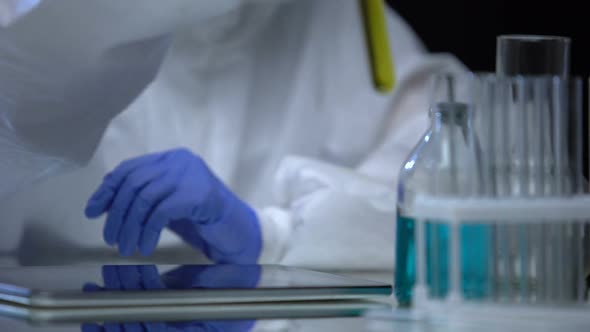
[84, 148, 262, 263]
[81, 265, 259, 332]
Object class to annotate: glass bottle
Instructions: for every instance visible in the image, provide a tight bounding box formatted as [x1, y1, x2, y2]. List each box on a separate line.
[394, 100, 490, 306]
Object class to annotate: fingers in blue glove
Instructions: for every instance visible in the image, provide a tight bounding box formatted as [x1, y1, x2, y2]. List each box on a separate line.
[117, 174, 177, 257]
[88, 148, 261, 262]
[138, 190, 187, 257]
[107, 164, 169, 249]
[85, 153, 163, 219]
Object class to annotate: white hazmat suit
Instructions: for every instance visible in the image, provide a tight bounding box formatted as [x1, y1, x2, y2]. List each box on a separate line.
[0, 0, 463, 269]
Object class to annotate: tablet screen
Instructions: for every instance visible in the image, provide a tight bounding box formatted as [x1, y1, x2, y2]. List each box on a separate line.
[0, 264, 390, 295]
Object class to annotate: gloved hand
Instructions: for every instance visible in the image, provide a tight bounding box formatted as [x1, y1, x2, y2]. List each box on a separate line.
[81, 264, 259, 332]
[85, 148, 261, 263]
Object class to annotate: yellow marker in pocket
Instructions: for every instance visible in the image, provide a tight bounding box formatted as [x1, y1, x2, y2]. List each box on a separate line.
[361, 0, 395, 93]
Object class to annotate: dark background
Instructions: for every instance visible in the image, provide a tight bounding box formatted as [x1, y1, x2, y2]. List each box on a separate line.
[387, 1, 589, 76]
[387, 1, 589, 178]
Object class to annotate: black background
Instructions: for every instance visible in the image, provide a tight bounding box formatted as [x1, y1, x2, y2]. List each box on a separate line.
[387, 1, 589, 76]
[387, 1, 589, 178]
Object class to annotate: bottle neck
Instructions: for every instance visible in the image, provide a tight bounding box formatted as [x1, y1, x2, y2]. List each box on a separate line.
[429, 102, 471, 139]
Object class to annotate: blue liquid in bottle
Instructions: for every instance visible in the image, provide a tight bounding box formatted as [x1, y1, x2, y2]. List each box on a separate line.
[395, 212, 490, 304]
[394, 212, 415, 306]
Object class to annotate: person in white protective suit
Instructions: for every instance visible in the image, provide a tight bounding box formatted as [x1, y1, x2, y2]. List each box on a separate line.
[0, 0, 463, 268]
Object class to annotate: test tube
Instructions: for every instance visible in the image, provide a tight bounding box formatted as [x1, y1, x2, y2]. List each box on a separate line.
[574, 78, 584, 195]
[573, 79, 585, 302]
[482, 76, 496, 197]
[516, 77, 529, 301]
[448, 222, 462, 302]
[497, 36, 572, 304]
[576, 221, 585, 302]
[496, 35, 571, 77]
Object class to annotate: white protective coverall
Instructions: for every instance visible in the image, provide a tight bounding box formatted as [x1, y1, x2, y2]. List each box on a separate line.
[0, 0, 463, 269]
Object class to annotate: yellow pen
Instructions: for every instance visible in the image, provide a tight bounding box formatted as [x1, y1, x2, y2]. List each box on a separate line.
[361, 0, 395, 93]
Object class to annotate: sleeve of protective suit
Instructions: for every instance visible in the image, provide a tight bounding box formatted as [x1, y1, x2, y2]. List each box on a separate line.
[0, 0, 244, 198]
[255, 5, 467, 269]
